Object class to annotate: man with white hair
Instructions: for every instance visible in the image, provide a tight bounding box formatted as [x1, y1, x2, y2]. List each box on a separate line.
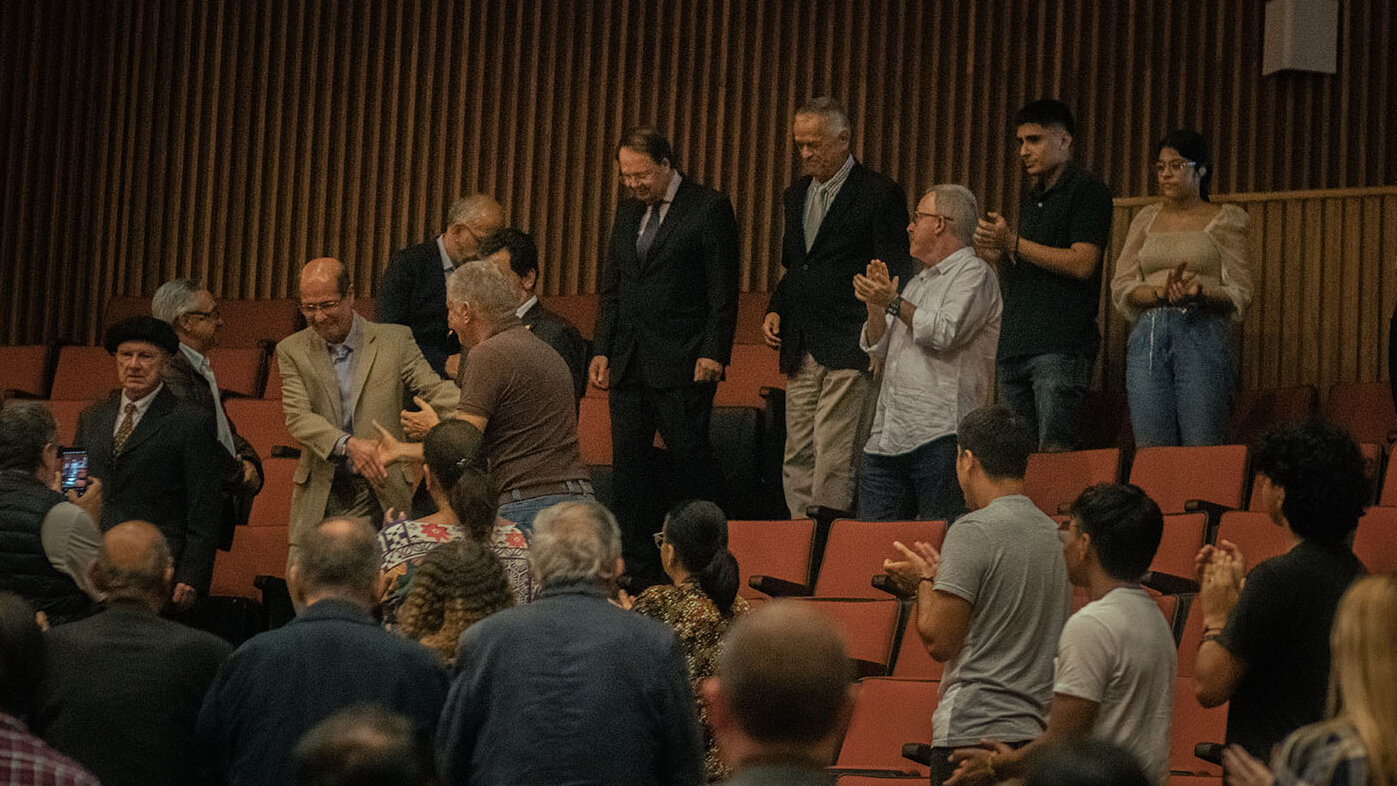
[436, 500, 703, 785]
[852, 184, 1002, 520]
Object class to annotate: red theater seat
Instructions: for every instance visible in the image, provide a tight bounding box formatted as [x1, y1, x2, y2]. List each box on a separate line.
[51, 346, 118, 401]
[728, 519, 815, 601]
[834, 677, 938, 776]
[210, 525, 289, 598]
[0, 345, 51, 399]
[1129, 445, 1249, 513]
[1023, 448, 1121, 515]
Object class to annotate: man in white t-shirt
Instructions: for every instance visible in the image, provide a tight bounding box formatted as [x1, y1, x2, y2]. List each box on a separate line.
[945, 483, 1176, 786]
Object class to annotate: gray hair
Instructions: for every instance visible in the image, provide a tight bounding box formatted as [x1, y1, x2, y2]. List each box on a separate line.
[295, 517, 382, 599]
[151, 279, 205, 323]
[529, 501, 622, 588]
[923, 184, 979, 247]
[93, 525, 173, 603]
[445, 194, 503, 233]
[0, 402, 57, 474]
[446, 260, 518, 325]
[795, 96, 851, 136]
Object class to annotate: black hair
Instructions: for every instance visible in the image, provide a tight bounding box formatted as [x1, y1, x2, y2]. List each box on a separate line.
[662, 499, 740, 616]
[0, 592, 45, 718]
[447, 467, 499, 544]
[616, 127, 676, 168]
[0, 401, 58, 474]
[957, 405, 1035, 481]
[422, 420, 485, 491]
[1155, 129, 1214, 201]
[1024, 739, 1151, 786]
[1253, 421, 1369, 544]
[1068, 483, 1164, 582]
[1014, 98, 1076, 136]
[478, 227, 539, 279]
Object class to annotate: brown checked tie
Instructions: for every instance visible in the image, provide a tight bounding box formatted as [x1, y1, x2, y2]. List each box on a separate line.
[113, 403, 136, 454]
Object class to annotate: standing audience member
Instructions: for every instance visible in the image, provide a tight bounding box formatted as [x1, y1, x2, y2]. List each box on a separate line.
[436, 500, 703, 785]
[1194, 421, 1369, 760]
[619, 499, 752, 781]
[34, 522, 231, 786]
[152, 278, 265, 548]
[1110, 130, 1252, 447]
[293, 705, 438, 786]
[0, 593, 99, 785]
[378, 194, 506, 376]
[947, 484, 1174, 786]
[882, 405, 1070, 786]
[976, 99, 1113, 451]
[395, 539, 515, 667]
[765, 96, 913, 519]
[74, 316, 224, 610]
[852, 184, 1001, 520]
[1221, 574, 1397, 786]
[591, 128, 740, 588]
[199, 517, 449, 786]
[0, 402, 101, 626]
[702, 601, 854, 785]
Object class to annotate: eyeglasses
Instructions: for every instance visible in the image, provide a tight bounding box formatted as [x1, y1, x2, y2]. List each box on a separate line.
[912, 211, 953, 226]
[299, 299, 343, 315]
[184, 308, 221, 321]
[652, 531, 666, 548]
[1153, 160, 1198, 175]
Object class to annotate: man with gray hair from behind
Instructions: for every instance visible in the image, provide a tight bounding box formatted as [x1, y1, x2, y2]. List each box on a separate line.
[436, 500, 703, 785]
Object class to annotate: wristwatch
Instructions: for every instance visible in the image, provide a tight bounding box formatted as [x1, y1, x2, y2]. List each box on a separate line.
[885, 295, 903, 318]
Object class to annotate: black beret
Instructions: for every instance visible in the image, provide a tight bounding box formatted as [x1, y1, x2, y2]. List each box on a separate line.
[103, 316, 180, 355]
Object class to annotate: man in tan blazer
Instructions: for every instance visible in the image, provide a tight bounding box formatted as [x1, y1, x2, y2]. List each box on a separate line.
[277, 258, 458, 552]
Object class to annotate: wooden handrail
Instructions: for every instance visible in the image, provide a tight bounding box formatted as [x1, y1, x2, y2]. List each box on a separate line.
[1114, 184, 1397, 207]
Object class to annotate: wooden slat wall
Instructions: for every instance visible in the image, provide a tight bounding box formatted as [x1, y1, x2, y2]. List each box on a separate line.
[2, 0, 1395, 389]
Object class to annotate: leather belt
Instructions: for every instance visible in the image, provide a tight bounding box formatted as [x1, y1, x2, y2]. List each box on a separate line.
[498, 478, 594, 506]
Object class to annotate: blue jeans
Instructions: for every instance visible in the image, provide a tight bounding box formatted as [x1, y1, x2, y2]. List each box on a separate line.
[996, 353, 1092, 451]
[497, 485, 595, 538]
[857, 435, 963, 521]
[1126, 308, 1233, 447]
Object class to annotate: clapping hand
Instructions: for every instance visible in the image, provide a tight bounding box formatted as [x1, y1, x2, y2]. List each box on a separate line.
[883, 540, 941, 594]
[853, 259, 899, 310]
[1164, 261, 1202, 304]
[1196, 539, 1246, 624]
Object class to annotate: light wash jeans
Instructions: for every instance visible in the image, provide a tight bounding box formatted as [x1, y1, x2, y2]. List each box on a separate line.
[1125, 307, 1234, 447]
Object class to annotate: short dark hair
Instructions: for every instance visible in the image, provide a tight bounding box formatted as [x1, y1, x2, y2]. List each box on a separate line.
[0, 402, 57, 474]
[957, 405, 1035, 480]
[1014, 98, 1076, 136]
[617, 127, 676, 168]
[0, 592, 45, 718]
[292, 704, 437, 786]
[1253, 422, 1369, 544]
[296, 518, 381, 599]
[1024, 739, 1151, 786]
[1069, 484, 1164, 582]
[478, 227, 539, 279]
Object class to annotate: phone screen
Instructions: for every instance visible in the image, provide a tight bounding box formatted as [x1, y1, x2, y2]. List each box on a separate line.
[60, 449, 88, 494]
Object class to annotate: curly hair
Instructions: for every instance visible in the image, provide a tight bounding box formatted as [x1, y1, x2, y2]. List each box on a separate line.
[395, 540, 514, 665]
[1252, 421, 1369, 544]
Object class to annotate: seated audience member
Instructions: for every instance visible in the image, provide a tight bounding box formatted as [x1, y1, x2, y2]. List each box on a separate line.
[948, 484, 1174, 785]
[0, 402, 101, 626]
[619, 499, 752, 781]
[292, 704, 438, 786]
[1194, 421, 1368, 760]
[0, 592, 99, 785]
[34, 521, 231, 786]
[702, 600, 855, 784]
[882, 405, 1070, 786]
[1022, 739, 1152, 786]
[152, 278, 265, 549]
[478, 227, 590, 401]
[377, 420, 531, 614]
[435, 500, 703, 785]
[74, 315, 225, 611]
[198, 517, 449, 786]
[852, 183, 1001, 520]
[1221, 574, 1397, 786]
[396, 539, 515, 666]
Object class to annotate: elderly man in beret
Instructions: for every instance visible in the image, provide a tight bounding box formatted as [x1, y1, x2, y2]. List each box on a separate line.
[73, 316, 224, 610]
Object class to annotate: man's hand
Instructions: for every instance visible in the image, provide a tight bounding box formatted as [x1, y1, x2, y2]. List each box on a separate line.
[1198, 539, 1246, 627]
[172, 583, 198, 610]
[611, 588, 637, 611]
[372, 421, 410, 468]
[344, 436, 388, 486]
[383, 507, 409, 528]
[694, 357, 723, 383]
[853, 259, 899, 310]
[882, 539, 941, 593]
[400, 395, 440, 441]
[589, 356, 610, 391]
[761, 313, 782, 350]
[946, 741, 1014, 786]
[1221, 744, 1275, 786]
[240, 459, 260, 489]
[974, 212, 1015, 252]
[67, 477, 102, 524]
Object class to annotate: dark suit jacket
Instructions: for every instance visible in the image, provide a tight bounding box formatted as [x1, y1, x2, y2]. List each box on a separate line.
[73, 387, 224, 593]
[378, 237, 455, 376]
[34, 606, 232, 786]
[523, 299, 590, 401]
[163, 349, 264, 550]
[768, 161, 913, 374]
[595, 176, 741, 388]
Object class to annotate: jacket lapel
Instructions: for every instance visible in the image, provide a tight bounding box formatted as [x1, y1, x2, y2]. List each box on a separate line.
[641, 178, 689, 270]
[304, 332, 343, 427]
[809, 161, 864, 252]
[347, 325, 380, 431]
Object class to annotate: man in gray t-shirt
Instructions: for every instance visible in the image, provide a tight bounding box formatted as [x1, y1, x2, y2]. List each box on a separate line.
[884, 405, 1068, 786]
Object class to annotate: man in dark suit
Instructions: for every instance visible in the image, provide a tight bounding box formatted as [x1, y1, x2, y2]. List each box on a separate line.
[152, 279, 263, 550]
[478, 227, 589, 401]
[764, 97, 913, 518]
[73, 316, 224, 610]
[590, 128, 740, 586]
[377, 194, 505, 376]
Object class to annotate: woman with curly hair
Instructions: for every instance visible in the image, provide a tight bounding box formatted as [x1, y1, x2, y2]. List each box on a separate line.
[395, 538, 515, 666]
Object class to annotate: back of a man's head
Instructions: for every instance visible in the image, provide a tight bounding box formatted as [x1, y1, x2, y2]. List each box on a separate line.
[529, 501, 622, 589]
[1252, 421, 1369, 543]
[716, 601, 853, 749]
[292, 705, 436, 786]
[0, 400, 58, 475]
[294, 518, 381, 605]
[1068, 484, 1163, 583]
[0, 592, 44, 718]
[92, 521, 173, 609]
[957, 405, 1035, 481]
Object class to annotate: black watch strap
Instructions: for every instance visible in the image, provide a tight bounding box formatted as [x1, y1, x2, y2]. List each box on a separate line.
[885, 295, 903, 318]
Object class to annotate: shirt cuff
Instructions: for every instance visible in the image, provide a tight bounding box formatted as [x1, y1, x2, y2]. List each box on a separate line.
[333, 434, 351, 457]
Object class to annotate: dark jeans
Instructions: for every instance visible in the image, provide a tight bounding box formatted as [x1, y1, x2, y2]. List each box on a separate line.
[997, 352, 1093, 451]
[857, 435, 963, 521]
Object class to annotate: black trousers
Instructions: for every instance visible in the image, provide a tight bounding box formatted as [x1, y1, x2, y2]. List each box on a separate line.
[608, 380, 724, 587]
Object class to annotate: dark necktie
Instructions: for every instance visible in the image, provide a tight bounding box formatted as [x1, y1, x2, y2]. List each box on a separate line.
[636, 201, 667, 261]
[114, 403, 137, 454]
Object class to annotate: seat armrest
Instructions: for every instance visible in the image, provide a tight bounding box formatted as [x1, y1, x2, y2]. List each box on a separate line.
[748, 575, 812, 597]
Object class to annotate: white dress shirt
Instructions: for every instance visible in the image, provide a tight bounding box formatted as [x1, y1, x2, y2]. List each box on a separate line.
[179, 343, 237, 455]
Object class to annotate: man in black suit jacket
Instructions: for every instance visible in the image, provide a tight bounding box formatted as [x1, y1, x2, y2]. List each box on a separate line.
[763, 97, 913, 518]
[73, 316, 224, 609]
[377, 194, 505, 376]
[591, 129, 740, 586]
[152, 279, 264, 550]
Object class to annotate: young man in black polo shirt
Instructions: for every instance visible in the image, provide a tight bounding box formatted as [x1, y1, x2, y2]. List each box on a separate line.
[975, 99, 1113, 451]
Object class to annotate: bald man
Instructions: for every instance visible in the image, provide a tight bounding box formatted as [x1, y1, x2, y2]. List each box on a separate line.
[379, 194, 506, 375]
[34, 522, 232, 786]
[276, 259, 459, 554]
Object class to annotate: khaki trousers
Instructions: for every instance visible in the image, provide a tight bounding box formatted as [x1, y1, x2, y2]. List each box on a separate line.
[781, 353, 877, 518]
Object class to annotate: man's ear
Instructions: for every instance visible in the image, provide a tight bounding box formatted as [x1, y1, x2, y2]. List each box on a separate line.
[521, 269, 538, 294]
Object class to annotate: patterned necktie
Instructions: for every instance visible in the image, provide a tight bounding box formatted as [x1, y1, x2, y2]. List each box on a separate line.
[113, 403, 137, 454]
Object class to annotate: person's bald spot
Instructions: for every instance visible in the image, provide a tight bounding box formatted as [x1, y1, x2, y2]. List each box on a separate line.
[101, 520, 169, 572]
[300, 257, 347, 295]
